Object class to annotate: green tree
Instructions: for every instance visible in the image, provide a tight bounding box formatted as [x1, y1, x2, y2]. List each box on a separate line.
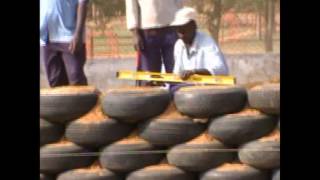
[189, 0, 222, 43]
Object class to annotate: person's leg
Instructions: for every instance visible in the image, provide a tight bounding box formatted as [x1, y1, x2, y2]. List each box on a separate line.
[139, 32, 162, 72]
[41, 44, 69, 87]
[60, 43, 88, 86]
[161, 30, 178, 73]
[137, 31, 163, 86]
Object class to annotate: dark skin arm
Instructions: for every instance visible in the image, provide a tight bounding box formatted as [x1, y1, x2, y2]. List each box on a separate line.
[180, 69, 212, 80]
[69, 1, 88, 54]
[131, 28, 144, 51]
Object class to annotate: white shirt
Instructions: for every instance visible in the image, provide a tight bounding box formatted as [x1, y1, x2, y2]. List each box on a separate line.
[173, 31, 229, 75]
[125, 0, 185, 30]
[40, 0, 87, 46]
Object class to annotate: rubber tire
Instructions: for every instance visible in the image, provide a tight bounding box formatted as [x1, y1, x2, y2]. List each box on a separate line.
[208, 114, 277, 146]
[57, 168, 122, 180]
[40, 173, 55, 180]
[127, 165, 197, 180]
[200, 165, 270, 180]
[248, 84, 280, 115]
[40, 142, 96, 174]
[138, 117, 206, 146]
[99, 142, 164, 172]
[174, 86, 247, 118]
[40, 118, 64, 146]
[238, 140, 280, 169]
[167, 143, 235, 172]
[101, 89, 171, 123]
[65, 118, 134, 148]
[272, 169, 280, 180]
[40, 93, 98, 124]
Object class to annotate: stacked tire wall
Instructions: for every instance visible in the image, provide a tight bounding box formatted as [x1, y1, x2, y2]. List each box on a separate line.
[40, 84, 280, 180]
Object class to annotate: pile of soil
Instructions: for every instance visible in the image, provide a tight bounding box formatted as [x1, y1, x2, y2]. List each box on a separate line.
[41, 86, 98, 95]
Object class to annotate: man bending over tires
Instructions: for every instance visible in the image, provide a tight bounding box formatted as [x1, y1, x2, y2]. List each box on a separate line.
[169, 7, 229, 93]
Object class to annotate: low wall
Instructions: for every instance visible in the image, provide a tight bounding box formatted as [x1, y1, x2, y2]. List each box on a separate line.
[40, 53, 280, 90]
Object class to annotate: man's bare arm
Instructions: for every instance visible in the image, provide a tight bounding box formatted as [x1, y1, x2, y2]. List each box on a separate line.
[69, 0, 88, 54]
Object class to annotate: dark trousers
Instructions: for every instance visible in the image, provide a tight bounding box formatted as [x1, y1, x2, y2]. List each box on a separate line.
[41, 43, 88, 87]
[136, 28, 178, 86]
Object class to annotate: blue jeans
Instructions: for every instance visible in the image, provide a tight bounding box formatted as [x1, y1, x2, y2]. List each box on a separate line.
[136, 28, 178, 86]
[41, 43, 88, 87]
[137, 28, 178, 73]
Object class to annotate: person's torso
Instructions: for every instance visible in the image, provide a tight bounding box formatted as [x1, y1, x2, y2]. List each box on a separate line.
[176, 31, 220, 70]
[138, 0, 182, 29]
[41, 0, 81, 42]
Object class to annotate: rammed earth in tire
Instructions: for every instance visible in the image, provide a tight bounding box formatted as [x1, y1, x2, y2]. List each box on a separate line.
[40, 86, 99, 124]
[40, 118, 64, 146]
[66, 104, 133, 148]
[101, 87, 170, 123]
[138, 104, 205, 146]
[57, 167, 122, 180]
[167, 133, 235, 172]
[99, 136, 164, 172]
[127, 164, 197, 180]
[208, 109, 277, 146]
[238, 130, 280, 169]
[247, 83, 280, 115]
[200, 163, 270, 180]
[40, 141, 96, 174]
[174, 86, 247, 118]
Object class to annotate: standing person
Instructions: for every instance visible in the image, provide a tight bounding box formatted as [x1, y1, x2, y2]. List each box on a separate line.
[125, 0, 186, 86]
[40, 0, 89, 87]
[170, 7, 229, 93]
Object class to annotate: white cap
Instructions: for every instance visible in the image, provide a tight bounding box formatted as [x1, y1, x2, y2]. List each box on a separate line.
[171, 7, 197, 26]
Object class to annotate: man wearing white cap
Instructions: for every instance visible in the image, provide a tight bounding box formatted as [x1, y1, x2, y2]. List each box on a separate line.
[170, 7, 229, 92]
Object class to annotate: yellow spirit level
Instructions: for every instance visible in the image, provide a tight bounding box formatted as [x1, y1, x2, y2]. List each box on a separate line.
[116, 70, 236, 85]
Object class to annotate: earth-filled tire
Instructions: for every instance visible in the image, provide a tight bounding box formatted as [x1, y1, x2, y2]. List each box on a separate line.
[247, 83, 280, 115]
[101, 87, 171, 123]
[138, 104, 205, 146]
[208, 109, 277, 146]
[167, 133, 235, 171]
[40, 173, 55, 180]
[238, 131, 280, 169]
[66, 117, 133, 148]
[174, 86, 247, 118]
[40, 118, 64, 146]
[200, 163, 270, 180]
[272, 169, 280, 180]
[127, 164, 197, 180]
[40, 86, 99, 124]
[40, 141, 96, 174]
[99, 137, 164, 172]
[57, 167, 122, 180]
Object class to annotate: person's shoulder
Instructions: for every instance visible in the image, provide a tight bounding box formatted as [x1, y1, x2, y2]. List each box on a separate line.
[196, 31, 220, 51]
[197, 31, 216, 46]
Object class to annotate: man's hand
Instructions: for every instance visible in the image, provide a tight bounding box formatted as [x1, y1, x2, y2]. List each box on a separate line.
[132, 29, 144, 51]
[69, 34, 82, 54]
[180, 70, 195, 80]
[70, 1, 87, 54]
